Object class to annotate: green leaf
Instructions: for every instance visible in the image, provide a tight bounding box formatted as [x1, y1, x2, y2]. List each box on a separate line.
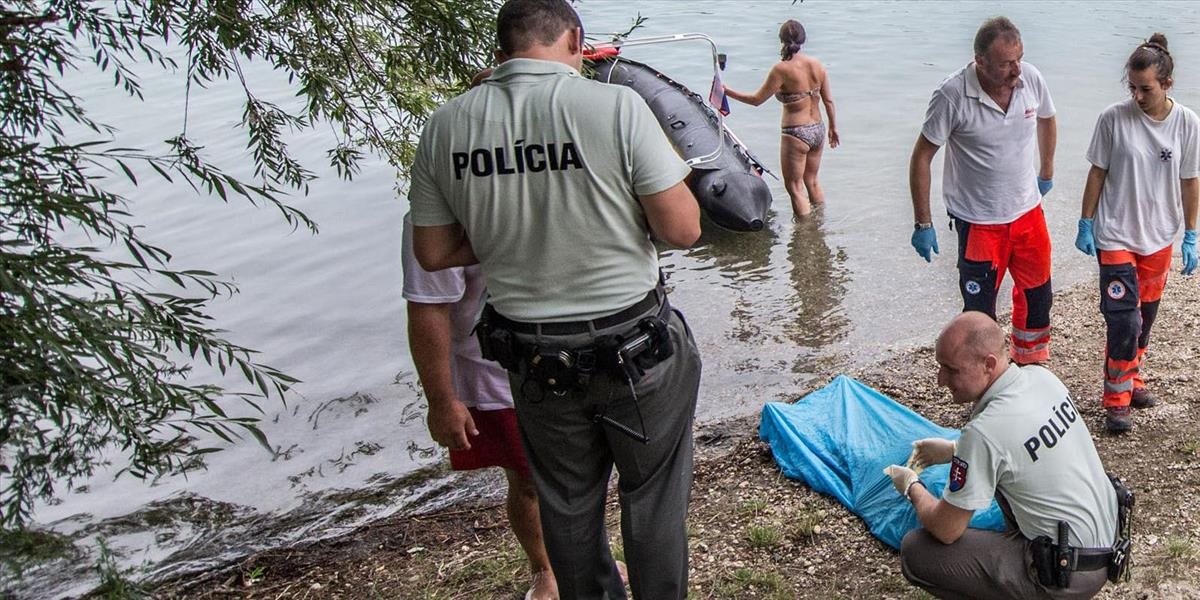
[116, 159, 138, 185]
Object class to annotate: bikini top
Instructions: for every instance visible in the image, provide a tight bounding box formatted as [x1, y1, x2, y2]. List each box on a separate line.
[775, 87, 820, 104]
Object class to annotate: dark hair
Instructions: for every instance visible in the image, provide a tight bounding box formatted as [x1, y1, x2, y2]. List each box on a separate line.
[973, 16, 1021, 56]
[496, 0, 582, 56]
[779, 20, 806, 60]
[1127, 32, 1173, 84]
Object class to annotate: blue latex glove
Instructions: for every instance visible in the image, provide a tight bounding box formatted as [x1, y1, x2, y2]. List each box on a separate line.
[1037, 177, 1054, 197]
[1075, 218, 1096, 256]
[1183, 229, 1198, 275]
[911, 227, 939, 263]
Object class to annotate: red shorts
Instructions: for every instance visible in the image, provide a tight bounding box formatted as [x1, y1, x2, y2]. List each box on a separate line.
[449, 407, 531, 479]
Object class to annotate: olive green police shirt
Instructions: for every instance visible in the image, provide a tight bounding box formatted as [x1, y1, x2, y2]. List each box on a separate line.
[408, 58, 692, 322]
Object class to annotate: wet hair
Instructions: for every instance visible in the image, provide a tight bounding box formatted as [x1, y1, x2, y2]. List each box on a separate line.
[973, 16, 1021, 57]
[496, 0, 582, 56]
[1126, 33, 1173, 84]
[779, 20, 807, 60]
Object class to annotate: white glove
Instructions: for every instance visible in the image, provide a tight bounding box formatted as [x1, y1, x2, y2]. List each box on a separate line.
[907, 438, 957, 472]
[883, 465, 920, 498]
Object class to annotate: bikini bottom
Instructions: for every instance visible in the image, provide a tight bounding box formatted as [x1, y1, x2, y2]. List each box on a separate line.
[781, 121, 825, 150]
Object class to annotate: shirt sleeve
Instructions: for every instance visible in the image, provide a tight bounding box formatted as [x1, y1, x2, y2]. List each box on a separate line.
[1085, 108, 1114, 170]
[920, 87, 954, 147]
[621, 89, 693, 196]
[401, 214, 466, 304]
[408, 116, 459, 227]
[1182, 108, 1200, 179]
[1027, 63, 1056, 118]
[942, 425, 1000, 511]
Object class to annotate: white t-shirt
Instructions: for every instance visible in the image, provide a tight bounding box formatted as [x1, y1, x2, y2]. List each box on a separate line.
[400, 214, 512, 411]
[408, 58, 691, 322]
[1087, 98, 1200, 255]
[944, 365, 1117, 548]
[922, 62, 1056, 224]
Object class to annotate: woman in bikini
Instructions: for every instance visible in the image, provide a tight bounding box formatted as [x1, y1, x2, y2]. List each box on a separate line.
[724, 20, 839, 218]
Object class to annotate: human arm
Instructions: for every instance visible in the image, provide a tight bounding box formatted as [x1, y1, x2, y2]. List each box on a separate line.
[884, 465, 974, 544]
[909, 135, 941, 262]
[1037, 116, 1057, 183]
[722, 65, 783, 107]
[909, 135, 940, 225]
[1183, 178, 1198, 231]
[1080, 165, 1107, 220]
[909, 482, 975, 544]
[820, 65, 839, 148]
[1182, 177, 1198, 275]
[408, 301, 477, 450]
[412, 223, 479, 271]
[639, 180, 701, 248]
[1073, 165, 1108, 255]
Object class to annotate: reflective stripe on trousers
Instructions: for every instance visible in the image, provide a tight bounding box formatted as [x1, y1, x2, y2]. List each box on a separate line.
[954, 205, 1053, 364]
[1099, 246, 1170, 408]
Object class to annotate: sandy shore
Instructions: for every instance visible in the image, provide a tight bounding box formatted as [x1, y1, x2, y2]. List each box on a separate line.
[158, 272, 1200, 599]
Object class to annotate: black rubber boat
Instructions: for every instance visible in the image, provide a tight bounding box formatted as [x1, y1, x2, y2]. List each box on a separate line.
[591, 56, 773, 232]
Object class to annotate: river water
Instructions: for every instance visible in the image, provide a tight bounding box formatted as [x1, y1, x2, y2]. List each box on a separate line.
[9, 1, 1200, 597]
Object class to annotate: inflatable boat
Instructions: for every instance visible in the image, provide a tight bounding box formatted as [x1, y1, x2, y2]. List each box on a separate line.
[589, 50, 773, 232]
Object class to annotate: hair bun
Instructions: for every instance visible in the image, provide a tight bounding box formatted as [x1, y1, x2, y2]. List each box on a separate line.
[1147, 32, 1169, 52]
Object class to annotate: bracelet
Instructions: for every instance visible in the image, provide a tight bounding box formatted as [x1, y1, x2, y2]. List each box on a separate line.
[904, 479, 926, 501]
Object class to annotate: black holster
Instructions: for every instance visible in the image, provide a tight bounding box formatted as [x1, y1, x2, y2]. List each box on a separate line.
[605, 307, 674, 385]
[474, 309, 522, 372]
[1031, 521, 1073, 588]
[1108, 472, 1135, 583]
[1031, 535, 1057, 587]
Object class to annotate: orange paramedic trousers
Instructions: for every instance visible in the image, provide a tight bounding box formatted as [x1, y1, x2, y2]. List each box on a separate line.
[1098, 246, 1171, 408]
[953, 205, 1052, 365]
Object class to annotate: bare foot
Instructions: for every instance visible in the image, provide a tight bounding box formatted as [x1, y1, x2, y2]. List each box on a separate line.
[525, 568, 558, 600]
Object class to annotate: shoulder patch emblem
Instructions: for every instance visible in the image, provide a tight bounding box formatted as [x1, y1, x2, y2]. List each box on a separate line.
[965, 280, 982, 295]
[948, 456, 968, 492]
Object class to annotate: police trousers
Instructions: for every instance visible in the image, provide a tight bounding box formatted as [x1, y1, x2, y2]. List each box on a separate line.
[901, 527, 1108, 600]
[510, 307, 702, 600]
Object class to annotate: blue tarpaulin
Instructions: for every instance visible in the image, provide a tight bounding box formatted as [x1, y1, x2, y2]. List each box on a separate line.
[759, 375, 1006, 550]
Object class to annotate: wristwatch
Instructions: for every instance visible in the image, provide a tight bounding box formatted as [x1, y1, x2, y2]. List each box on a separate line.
[904, 479, 927, 501]
[914, 222, 934, 230]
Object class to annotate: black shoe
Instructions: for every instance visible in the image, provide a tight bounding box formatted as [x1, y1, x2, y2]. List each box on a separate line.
[1131, 388, 1157, 409]
[1105, 406, 1132, 433]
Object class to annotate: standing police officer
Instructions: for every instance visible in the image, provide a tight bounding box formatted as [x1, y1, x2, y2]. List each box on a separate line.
[885, 312, 1122, 599]
[408, 1, 702, 598]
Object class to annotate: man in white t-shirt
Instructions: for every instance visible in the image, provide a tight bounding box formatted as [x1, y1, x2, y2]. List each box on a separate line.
[909, 17, 1058, 365]
[401, 214, 558, 600]
[885, 312, 1120, 599]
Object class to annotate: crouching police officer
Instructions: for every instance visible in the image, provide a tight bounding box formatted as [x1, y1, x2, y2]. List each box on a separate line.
[884, 312, 1133, 599]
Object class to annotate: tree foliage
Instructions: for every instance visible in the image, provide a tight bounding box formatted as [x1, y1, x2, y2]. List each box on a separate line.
[0, 0, 499, 527]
